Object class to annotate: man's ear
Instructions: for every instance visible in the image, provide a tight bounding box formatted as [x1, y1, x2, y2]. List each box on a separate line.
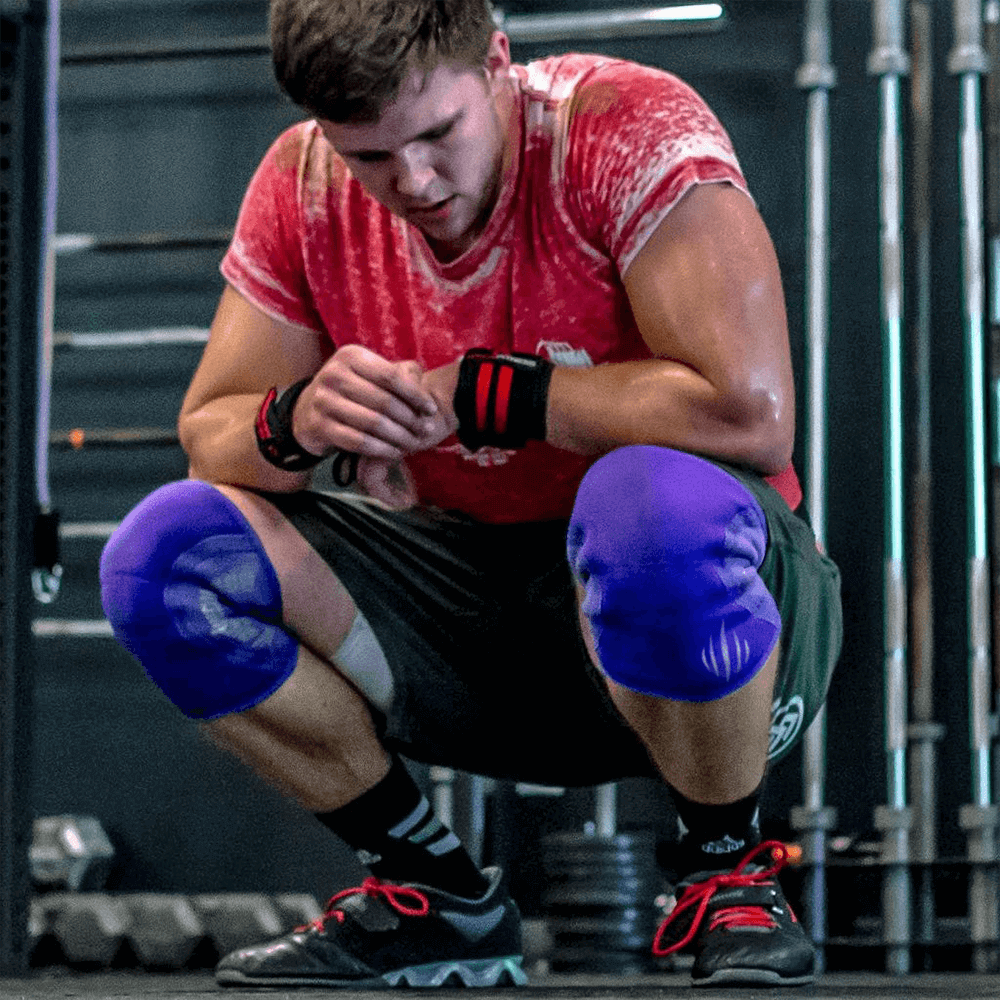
[485, 30, 511, 77]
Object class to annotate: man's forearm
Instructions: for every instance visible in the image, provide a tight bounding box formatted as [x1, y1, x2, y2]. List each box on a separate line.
[179, 394, 314, 492]
[543, 360, 794, 475]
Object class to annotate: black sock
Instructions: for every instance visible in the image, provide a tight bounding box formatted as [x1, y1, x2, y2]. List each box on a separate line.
[667, 782, 763, 879]
[314, 758, 490, 899]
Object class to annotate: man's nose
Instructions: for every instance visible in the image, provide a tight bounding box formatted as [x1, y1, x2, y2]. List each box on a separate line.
[395, 146, 436, 198]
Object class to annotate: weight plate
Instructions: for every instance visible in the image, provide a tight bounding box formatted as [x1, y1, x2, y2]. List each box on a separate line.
[549, 947, 656, 975]
[542, 832, 656, 850]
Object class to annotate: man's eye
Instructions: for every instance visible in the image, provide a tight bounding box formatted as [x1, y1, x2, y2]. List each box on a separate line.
[426, 124, 452, 142]
[353, 152, 390, 164]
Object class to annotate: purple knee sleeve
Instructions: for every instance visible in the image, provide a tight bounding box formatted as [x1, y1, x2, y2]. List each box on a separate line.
[99, 480, 298, 719]
[568, 447, 781, 702]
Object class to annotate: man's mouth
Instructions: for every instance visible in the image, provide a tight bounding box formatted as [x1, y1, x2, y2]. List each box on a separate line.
[407, 195, 455, 220]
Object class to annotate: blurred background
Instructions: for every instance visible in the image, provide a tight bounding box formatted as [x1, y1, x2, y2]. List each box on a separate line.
[2, 0, 998, 976]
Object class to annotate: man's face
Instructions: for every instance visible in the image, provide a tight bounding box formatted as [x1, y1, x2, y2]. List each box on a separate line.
[318, 33, 511, 261]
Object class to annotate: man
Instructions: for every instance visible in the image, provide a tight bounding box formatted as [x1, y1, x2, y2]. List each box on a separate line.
[100, 0, 842, 988]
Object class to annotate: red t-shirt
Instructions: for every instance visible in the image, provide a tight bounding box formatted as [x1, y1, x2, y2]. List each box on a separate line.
[221, 54, 801, 523]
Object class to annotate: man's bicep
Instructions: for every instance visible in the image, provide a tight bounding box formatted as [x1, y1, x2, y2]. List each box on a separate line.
[181, 284, 331, 419]
[621, 183, 794, 407]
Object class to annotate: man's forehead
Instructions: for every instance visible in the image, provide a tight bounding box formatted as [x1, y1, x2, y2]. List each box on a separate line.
[390, 60, 478, 113]
[403, 64, 433, 95]
[323, 63, 478, 150]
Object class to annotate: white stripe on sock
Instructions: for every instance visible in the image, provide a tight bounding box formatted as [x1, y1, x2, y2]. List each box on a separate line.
[388, 796, 431, 839]
[426, 831, 461, 856]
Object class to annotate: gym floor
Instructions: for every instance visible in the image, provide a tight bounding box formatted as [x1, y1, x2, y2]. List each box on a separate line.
[3, 970, 1000, 999]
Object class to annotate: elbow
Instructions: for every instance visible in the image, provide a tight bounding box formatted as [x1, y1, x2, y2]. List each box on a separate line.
[177, 406, 218, 478]
[708, 376, 792, 475]
[177, 411, 198, 465]
[753, 419, 794, 477]
[740, 384, 794, 475]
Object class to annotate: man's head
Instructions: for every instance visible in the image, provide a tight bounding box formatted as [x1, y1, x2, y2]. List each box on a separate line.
[270, 0, 498, 124]
[272, 1, 513, 261]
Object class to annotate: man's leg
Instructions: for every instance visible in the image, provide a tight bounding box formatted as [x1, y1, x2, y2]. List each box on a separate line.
[99, 480, 526, 988]
[199, 485, 392, 810]
[576, 589, 777, 806]
[202, 646, 390, 811]
[568, 446, 814, 986]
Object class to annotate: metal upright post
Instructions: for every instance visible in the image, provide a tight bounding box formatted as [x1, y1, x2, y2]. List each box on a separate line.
[0, 0, 52, 977]
[906, 0, 946, 966]
[950, 0, 1000, 974]
[790, 0, 838, 971]
[869, 0, 913, 975]
[984, 0, 1000, 870]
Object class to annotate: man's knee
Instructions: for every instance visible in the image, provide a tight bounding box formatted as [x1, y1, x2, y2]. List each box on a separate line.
[99, 480, 298, 720]
[567, 446, 781, 702]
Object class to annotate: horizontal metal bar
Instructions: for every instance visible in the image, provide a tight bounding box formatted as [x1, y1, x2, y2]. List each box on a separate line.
[53, 230, 232, 255]
[50, 428, 179, 451]
[61, 35, 270, 66]
[32, 620, 114, 638]
[60, 5, 727, 66]
[59, 522, 119, 541]
[498, 3, 727, 42]
[53, 328, 209, 349]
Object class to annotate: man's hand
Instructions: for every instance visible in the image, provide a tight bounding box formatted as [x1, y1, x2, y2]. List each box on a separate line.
[355, 455, 420, 510]
[415, 358, 460, 448]
[345, 357, 460, 510]
[291, 345, 441, 461]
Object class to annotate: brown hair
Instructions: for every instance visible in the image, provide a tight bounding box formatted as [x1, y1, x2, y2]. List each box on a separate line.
[270, 0, 497, 123]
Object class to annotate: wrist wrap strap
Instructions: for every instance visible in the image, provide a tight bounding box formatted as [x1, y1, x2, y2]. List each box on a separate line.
[453, 348, 554, 452]
[255, 378, 323, 472]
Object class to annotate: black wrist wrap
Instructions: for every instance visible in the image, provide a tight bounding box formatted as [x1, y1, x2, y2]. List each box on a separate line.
[453, 348, 554, 452]
[255, 378, 323, 472]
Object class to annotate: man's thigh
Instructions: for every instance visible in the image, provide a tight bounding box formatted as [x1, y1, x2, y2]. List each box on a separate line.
[566, 448, 842, 767]
[259, 489, 657, 786]
[715, 464, 844, 764]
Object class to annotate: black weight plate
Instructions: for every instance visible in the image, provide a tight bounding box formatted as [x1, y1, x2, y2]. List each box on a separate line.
[542, 855, 657, 872]
[549, 947, 657, 975]
[542, 832, 656, 850]
[544, 862, 659, 882]
[549, 919, 654, 951]
[544, 868, 658, 887]
[548, 912, 658, 936]
[542, 888, 649, 909]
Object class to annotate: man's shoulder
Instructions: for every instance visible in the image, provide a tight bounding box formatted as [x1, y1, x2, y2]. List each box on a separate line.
[251, 119, 353, 209]
[259, 119, 335, 175]
[261, 119, 313, 164]
[517, 53, 685, 106]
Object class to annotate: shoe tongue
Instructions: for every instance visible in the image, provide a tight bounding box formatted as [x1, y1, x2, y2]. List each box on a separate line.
[337, 892, 399, 932]
[679, 861, 767, 888]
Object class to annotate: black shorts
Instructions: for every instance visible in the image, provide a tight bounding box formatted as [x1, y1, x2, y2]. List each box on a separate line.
[261, 462, 842, 787]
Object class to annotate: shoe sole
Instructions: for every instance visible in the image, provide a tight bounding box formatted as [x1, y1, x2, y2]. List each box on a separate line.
[385, 957, 528, 987]
[217, 955, 528, 989]
[693, 968, 816, 987]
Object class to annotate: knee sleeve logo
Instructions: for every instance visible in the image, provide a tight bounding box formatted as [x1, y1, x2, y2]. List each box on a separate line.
[700, 624, 752, 681]
[769, 695, 804, 760]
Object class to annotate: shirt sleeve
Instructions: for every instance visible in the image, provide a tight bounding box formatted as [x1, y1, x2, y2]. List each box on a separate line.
[220, 124, 326, 333]
[562, 61, 751, 276]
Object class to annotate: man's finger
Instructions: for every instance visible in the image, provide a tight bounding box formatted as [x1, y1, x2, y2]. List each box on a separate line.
[344, 350, 438, 416]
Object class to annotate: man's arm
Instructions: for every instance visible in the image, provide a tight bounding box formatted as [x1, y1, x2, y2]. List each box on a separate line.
[544, 183, 795, 474]
[180, 286, 441, 491]
[179, 286, 332, 490]
[419, 184, 795, 475]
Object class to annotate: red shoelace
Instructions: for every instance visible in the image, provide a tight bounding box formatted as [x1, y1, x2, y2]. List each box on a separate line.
[652, 840, 793, 957]
[297, 877, 431, 932]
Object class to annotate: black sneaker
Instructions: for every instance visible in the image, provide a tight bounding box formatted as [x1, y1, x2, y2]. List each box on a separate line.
[652, 840, 815, 987]
[215, 865, 527, 988]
